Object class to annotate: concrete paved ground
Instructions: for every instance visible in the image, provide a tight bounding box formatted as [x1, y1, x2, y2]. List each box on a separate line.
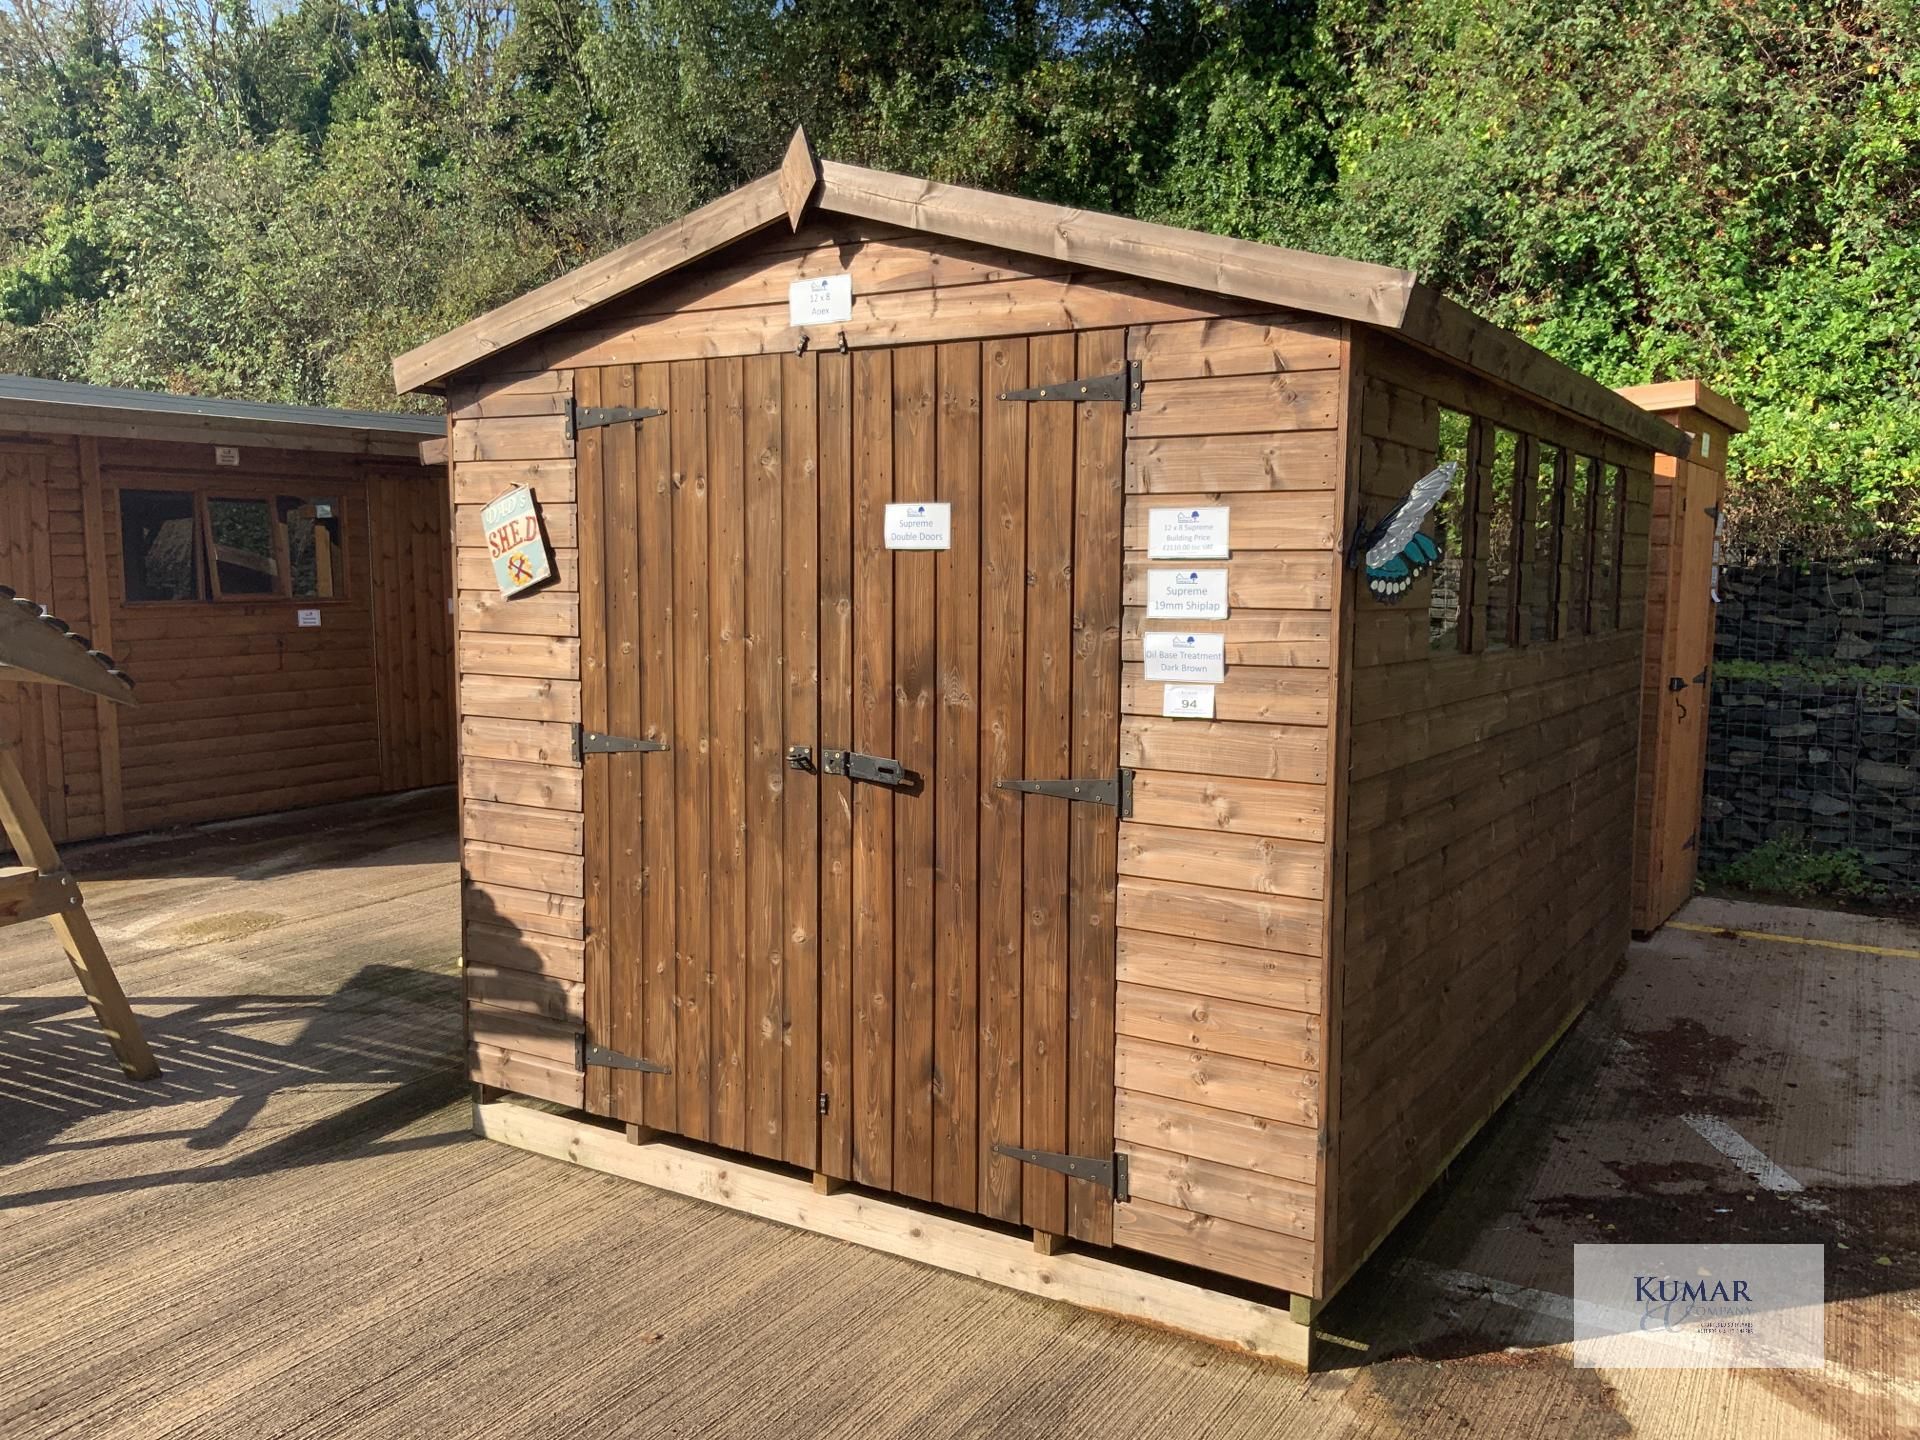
[1, 794, 1913, 1438]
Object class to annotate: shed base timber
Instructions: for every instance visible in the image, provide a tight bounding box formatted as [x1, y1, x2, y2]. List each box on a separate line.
[472, 1099, 1312, 1368]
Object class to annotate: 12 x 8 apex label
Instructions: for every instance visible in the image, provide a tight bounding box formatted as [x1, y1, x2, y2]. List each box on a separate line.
[1148, 506, 1230, 559]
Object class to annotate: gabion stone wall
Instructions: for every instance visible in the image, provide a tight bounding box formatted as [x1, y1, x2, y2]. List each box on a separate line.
[1703, 560, 1920, 891]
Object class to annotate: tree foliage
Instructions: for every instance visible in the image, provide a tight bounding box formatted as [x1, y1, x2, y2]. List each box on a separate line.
[0, 0, 1913, 552]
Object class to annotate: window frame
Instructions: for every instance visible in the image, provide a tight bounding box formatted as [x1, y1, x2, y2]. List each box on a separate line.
[114, 472, 350, 606]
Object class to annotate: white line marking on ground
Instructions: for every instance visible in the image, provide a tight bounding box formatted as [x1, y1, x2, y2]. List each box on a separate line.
[1399, 1259, 1920, 1403]
[1681, 1113, 1829, 1211]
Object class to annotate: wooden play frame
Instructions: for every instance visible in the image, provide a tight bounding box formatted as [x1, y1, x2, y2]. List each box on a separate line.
[473, 1097, 1314, 1368]
[1, 593, 158, 1079]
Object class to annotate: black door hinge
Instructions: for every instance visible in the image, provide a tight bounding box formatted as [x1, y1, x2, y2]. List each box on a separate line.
[578, 1039, 672, 1075]
[572, 724, 670, 763]
[999, 361, 1142, 412]
[993, 1144, 1129, 1201]
[818, 1092, 830, 1116]
[1667, 676, 1688, 693]
[569, 400, 666, 438]
[997, 770, 1134, 818]
[821, 748, 915, 788]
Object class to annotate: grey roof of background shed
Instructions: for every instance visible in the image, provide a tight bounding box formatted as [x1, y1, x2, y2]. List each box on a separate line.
[0, 374, 444, 456]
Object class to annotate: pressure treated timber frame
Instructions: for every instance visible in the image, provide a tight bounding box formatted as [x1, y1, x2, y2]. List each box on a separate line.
[0, 380, 455, 842]
[408, 128, 1688, 1364]
[1618, 381, 1750, 936]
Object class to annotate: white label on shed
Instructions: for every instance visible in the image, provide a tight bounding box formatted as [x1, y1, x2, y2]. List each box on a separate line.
[296, 608, 321, 628]
[480, 485, 553, 597]
[1146, 568, 1228, 619]
[1162, 684, 1215, 719]
[789, 274, 853, 327]
[1142, 631, 1225, 684]
[884, 502, 952, 550]
[215, 445, 240, 467]
[1148, 506, 1230, 559]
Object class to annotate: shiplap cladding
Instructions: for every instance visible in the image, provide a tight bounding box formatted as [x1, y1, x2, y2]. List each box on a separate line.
[1111, 315, 1344, 1297]
[0, 430, 453, 844]
[1323, 334, 1654, 1294]
[451, 375, 590, 1107]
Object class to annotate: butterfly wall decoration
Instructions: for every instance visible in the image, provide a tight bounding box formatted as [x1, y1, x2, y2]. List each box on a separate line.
[1348, 460, 1460, 603]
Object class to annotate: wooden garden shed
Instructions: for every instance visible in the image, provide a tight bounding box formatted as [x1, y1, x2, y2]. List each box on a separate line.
[0, 376, 455, 842]
[398, 131, 1689, 1362]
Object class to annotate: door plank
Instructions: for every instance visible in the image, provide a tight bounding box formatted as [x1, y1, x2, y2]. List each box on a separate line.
[604, 364, 648, 1125]
[577, 367, 614, 1120]
[670, 358, 714, 1141]
[708, 356, 750, 1150]
[635, 361, 678, 1123]
[932, 340, 982, 1212]
[1067, 327, 1124, 1245]
[1020, 331, 1077, 1237]
[890, 343, 938, 1202]
[744, 353, 787, 1160]
[781, 350, 822, 1169]
[851, 347, 896, 1189]
[977, 336, 1029, 1223]
[818, 352, 855, 1176]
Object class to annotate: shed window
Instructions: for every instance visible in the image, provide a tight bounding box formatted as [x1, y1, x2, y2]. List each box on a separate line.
[283, 498, 342, 598]
[1591, 463, 1625, 629]
[120, 489, 202, 601]
[1563, 456, 1595, 637]
[208, 497, 279, 596]
[1481, 429, 1520, 651]
[117, 485, 346, 603]
[1428, 409, 1472, 652]
[1522, 443, 1561, 643]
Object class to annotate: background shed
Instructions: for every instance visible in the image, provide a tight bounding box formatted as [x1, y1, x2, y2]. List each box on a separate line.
[398, 132, 1689, 1341]
[0, 377, 455, 841]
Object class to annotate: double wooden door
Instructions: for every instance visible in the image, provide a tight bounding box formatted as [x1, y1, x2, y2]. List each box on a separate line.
[578, 332, 1125, 1243]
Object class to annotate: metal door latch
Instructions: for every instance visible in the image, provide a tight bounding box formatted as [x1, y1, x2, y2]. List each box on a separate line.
[787, 745, 816, 772]
[821, 749, 914, 788]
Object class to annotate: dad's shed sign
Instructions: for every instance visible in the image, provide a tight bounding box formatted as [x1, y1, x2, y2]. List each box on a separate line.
[481, 487, 552, 597]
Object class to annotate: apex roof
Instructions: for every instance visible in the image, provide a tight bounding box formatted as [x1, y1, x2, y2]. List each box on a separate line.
[394, 128, 1685, 456]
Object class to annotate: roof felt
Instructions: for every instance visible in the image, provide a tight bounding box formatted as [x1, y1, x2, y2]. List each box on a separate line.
[0, 374, 444, 437]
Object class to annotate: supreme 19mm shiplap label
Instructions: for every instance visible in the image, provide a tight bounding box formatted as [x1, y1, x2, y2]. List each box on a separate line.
[1146, 568, 1228, 619]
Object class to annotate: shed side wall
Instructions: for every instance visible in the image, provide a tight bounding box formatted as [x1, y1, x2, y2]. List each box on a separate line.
[447, 376, 589, 1108]
[2, 430, 451, 841]
[1326, 335, 1653, 1295]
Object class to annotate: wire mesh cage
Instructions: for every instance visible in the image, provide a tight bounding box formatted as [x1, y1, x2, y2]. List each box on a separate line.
[1704, 558, 1920, 894]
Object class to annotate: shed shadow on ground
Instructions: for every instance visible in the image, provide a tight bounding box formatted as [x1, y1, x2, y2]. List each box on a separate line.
[0, 961, 466, 1208]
